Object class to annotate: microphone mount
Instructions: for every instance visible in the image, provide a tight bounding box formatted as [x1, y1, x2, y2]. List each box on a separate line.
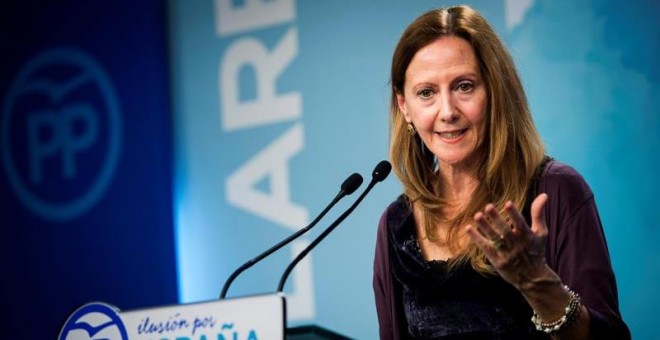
[219, 172, 363, 299]
[276, 160, 391, 293]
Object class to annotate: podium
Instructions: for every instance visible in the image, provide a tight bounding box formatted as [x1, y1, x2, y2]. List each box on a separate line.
[58, 294, 351, 339]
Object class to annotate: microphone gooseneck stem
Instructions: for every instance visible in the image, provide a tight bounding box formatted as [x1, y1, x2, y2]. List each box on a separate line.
[276, 180, 377, 293]
[220, 190, 344, 299]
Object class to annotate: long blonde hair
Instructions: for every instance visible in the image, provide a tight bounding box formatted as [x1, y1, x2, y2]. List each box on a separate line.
[389, 5, 545, 273]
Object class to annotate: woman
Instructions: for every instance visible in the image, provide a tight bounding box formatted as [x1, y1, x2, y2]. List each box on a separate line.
[373, 5, 630, 339]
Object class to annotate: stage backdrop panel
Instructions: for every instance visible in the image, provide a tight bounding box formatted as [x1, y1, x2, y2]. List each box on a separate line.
[0, 1, 177, 338]
[169, 0, 658, 339]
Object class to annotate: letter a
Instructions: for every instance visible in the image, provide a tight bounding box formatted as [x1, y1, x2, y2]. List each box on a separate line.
[225, 123, 308, 230]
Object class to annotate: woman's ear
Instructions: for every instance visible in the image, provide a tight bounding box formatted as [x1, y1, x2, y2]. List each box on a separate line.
[396, 92, 411, 122]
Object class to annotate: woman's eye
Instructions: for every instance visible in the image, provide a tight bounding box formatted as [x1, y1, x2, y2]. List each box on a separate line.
[457, 82, 474, 92]
[417, 89, 434, 98]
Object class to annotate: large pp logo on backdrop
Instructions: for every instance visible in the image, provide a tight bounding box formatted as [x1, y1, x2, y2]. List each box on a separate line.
[1, 48, 122, 221]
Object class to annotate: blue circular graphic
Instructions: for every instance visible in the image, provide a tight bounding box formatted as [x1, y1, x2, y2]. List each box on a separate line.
[1, 48, 122, 221]
[58, 302, 128, 340]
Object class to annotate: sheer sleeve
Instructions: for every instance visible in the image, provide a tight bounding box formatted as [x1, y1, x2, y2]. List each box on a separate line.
[373, 201, 407, 340]
[541, 161, 630, 339]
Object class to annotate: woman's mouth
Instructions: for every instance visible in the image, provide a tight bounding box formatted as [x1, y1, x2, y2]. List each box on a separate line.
[437, 129, 467, 140]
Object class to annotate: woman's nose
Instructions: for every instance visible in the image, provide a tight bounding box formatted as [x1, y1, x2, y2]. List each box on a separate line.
[438, 93, 459, 123]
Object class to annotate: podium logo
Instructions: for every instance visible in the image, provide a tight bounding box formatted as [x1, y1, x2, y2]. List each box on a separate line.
[1, 48, 122, 221]
[59, 302, 128, 340]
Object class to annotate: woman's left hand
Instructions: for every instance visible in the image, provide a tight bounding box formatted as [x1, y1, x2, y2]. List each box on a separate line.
[465, 193, 549, 290]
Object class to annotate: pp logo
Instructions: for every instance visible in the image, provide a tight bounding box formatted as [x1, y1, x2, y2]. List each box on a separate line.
[1, 48, 122, 221]
[58, 302, 128, 340]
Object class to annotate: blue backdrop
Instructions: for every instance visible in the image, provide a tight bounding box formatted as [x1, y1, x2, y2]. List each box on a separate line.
[170, 0, 659, 338]
[2, 0, 658, 339]
[0, 1, 177, 339]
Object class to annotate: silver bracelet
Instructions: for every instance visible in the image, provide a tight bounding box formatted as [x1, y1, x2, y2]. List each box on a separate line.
[531, 285, 581, 334]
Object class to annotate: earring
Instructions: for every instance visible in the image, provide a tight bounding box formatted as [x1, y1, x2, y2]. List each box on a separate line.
[406, 123, 416, 135]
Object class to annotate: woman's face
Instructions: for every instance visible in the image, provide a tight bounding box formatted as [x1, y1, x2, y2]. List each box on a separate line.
[397, 36, 488, 170]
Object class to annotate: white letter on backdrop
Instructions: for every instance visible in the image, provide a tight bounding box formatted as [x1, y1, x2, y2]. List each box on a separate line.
[287, 240, 315, 320]
[220, 28, 300, 131]
[225, 123, 308, 230]
[216, 0, 295, 36]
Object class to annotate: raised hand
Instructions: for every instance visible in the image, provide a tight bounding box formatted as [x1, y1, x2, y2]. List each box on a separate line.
[465, 193, 549, 290]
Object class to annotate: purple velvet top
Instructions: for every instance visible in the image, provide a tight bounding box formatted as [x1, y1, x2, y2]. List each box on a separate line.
[373, 160, 630, 339]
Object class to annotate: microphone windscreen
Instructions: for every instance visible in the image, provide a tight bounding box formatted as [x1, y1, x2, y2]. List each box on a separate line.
[341, 173, 363, 195]
[372, 160, 392, 182]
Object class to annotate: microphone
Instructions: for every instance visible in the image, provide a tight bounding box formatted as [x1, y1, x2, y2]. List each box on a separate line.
[276, 160, 391, 293]
[219, 172, 363, 299]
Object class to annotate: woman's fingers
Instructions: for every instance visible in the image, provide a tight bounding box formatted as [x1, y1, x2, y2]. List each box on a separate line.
[530, 193, 549, 237]
[473, 211, 502, 244]
[465, 224, 498, 258]
[503, 200, 532, 238]
[484, 204, 513, 237]
[467, 198, 550, 288]
[470, 197, 548, 256]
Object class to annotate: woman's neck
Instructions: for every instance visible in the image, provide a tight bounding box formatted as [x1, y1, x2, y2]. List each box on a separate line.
[437, 163, 480, 205]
